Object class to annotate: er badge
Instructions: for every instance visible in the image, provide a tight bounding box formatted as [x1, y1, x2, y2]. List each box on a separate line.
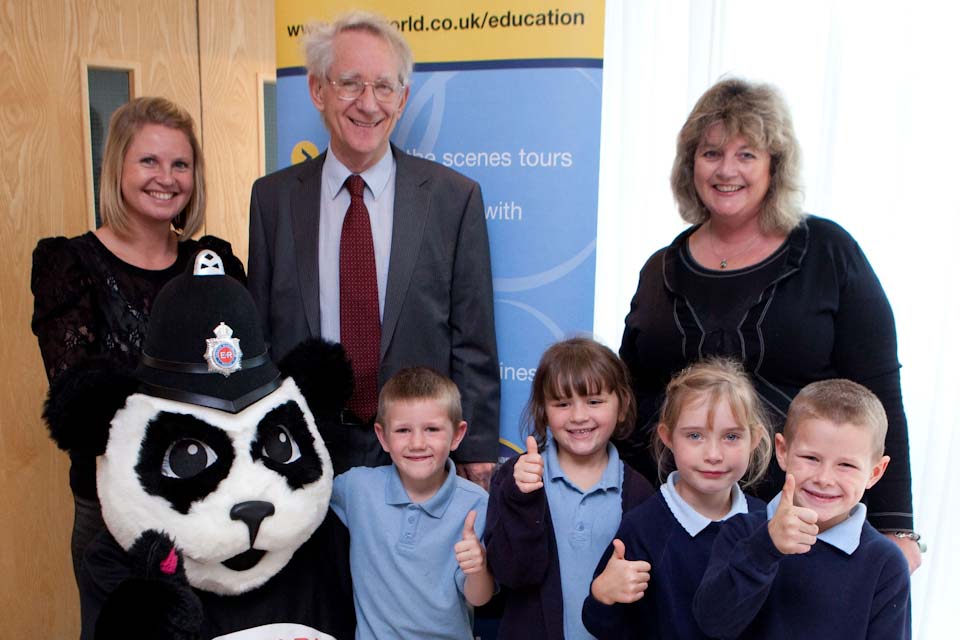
[205, 322, 243, 376]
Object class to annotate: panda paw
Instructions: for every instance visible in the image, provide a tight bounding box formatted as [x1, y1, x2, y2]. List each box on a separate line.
[95, 531, 204, 640]
[128, 530, 190, 584]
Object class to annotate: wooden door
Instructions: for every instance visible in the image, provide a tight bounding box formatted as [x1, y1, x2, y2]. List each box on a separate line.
[0, 1, 272, 634]
[199, 0, 276, 263]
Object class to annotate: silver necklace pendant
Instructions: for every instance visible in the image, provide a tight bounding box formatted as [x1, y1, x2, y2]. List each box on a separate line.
[720, 259, 728, 269]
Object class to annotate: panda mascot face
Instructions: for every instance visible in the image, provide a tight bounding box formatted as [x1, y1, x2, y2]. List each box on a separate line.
[99, 377, 333, 595]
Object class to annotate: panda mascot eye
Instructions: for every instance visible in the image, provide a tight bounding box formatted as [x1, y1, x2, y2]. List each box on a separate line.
[137, 413, 234, 514]
[251, 401, 323, 488]
[261, 424, 302, 464]
[162, 438, 220, 479]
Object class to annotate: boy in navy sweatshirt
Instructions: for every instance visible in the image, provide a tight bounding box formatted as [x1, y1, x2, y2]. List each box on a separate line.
[692, 379, 911, 639]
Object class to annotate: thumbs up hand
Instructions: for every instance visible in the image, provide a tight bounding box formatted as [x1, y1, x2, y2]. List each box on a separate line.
[768, 474, 819, 555]
[514, 435, 544, 494]
[590, 538, 653, 605]
[454, 510, 486, 575]
[456, 509, 496, 606]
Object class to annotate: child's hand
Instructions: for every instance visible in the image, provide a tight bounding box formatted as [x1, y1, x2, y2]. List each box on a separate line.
[768, 474, 819, 555]
[514, 435, 544, 493]
[590, 538, 652, 605]
[457, 510, 496, 606]
[454, 510, 486, 575]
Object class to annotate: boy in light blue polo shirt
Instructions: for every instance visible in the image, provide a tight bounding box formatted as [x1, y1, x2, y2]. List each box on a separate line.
[331, 367, 494, 639]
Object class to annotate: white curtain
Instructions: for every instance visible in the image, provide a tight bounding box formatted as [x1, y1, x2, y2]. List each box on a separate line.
[596, 1, 960, 635]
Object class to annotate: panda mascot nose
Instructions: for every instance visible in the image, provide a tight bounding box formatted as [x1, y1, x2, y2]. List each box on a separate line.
[230, 500, 276, 547]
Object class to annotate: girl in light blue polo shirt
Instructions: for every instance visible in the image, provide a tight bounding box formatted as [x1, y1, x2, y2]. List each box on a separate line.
[485, 337, 655, 639]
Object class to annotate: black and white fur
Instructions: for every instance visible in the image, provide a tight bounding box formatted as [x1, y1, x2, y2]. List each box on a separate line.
[45, 340, 355, 638]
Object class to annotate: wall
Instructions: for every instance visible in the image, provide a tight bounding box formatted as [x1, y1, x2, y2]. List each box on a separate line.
[199, 0, 276, 263]
[0, 1, 273, 634]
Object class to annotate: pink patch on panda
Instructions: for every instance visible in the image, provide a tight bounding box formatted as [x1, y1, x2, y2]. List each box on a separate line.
[160, 548, 178, 575]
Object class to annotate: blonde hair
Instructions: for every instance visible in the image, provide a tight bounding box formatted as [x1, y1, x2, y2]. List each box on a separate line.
[524, 336, 636, 447]
[99, 97, 205, 239]
[784, 379, 887, 460]
[302, 10, 414, 87]
[654, 358, 772, 488]
[670, 77, 804, 234]
[377, 367, 462, 427]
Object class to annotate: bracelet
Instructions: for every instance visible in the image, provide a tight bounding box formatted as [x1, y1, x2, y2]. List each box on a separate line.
[891, 530, 920, 541]
[887, 530, 927, 553]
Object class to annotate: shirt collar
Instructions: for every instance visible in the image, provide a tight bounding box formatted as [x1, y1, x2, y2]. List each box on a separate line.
[660, 470, 750, 536]
[384, 458, 458, 518]
[766, 492, 865, 555]
[322, 146, 395, 201]
[544, 434, 622, 494]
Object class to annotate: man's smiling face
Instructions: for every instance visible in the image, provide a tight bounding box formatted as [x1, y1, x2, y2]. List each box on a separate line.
[309, 29, 409, 173]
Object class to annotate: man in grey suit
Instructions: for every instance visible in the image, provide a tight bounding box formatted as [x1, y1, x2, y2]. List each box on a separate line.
[248, 10, 499, 488]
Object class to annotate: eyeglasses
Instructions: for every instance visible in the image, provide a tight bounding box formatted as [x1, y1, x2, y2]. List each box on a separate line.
[326, 76, 404, 102]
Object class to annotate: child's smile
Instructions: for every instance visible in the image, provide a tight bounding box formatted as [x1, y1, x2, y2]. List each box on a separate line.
[546, 390, 621, 465]
[375, 399, 467, 503]
[659, 395, 752, 520]
[775, 418, 889, 532]
[801, 487, 842, 502]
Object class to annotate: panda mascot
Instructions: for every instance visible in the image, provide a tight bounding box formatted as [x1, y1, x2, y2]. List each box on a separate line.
[44, 251, 356, 640]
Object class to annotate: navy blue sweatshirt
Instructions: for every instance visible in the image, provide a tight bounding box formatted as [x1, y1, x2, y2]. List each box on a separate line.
[582, 490, 766, 639]
[692, 511, 910, 639]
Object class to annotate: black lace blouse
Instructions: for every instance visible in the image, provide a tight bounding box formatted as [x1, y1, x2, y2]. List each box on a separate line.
[31, 231, 246, 497]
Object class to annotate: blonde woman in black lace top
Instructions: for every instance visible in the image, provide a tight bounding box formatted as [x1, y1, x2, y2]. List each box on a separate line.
[31, 97, 245, 587]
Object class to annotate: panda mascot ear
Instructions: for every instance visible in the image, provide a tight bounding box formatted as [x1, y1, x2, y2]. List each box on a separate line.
[277, 339, 353, 419]
[42, 358, 138, 457]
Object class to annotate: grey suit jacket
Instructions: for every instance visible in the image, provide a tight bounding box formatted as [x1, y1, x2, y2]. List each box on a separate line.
[248, 145, 500, 462]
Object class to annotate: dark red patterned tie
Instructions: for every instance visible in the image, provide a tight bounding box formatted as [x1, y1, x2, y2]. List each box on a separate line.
[340, 174, 380, 421]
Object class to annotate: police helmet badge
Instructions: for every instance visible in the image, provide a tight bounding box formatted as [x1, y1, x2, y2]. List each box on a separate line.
[205, 322, 242, 376]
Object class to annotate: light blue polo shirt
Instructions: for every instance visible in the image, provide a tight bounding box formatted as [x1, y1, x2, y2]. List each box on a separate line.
[766, 492, 867, 554]
[331, 460, 488, 639]
[542, 437, 623, 640]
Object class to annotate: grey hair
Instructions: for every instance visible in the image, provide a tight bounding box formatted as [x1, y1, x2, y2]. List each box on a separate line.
[301, 10, 414, 87]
